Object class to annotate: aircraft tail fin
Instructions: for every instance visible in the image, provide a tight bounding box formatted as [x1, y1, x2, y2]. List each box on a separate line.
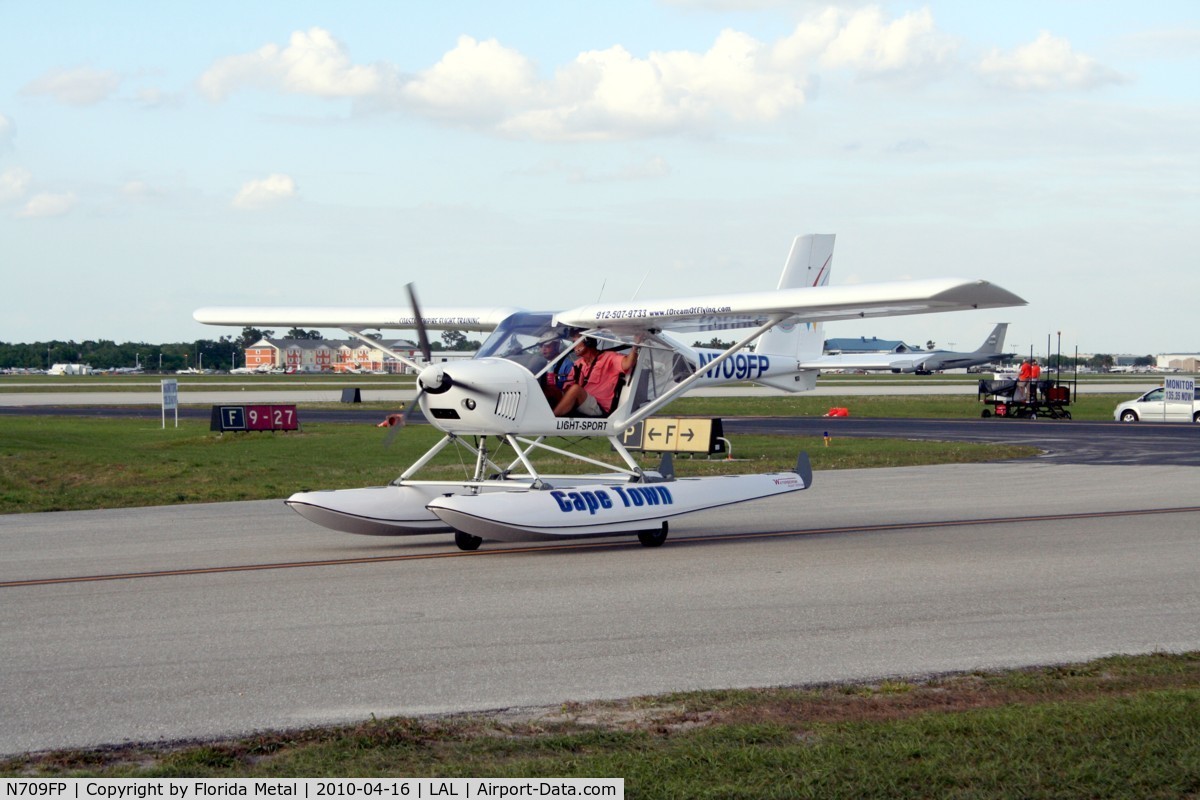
[974, 323, 1009, 355]
[755, 234, 835, 360]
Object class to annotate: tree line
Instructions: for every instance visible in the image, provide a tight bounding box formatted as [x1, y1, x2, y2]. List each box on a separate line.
[0, 327, 321, 372]
[0, 326, 484, 372]
[0, 327, 1150, 373]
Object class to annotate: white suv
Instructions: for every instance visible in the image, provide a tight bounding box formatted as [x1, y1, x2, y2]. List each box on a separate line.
[1113, 386, 1200, 423]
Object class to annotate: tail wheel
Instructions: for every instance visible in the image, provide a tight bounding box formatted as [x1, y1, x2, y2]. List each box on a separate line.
[454, 531, 483, 551]
[638, 522, 669, 548]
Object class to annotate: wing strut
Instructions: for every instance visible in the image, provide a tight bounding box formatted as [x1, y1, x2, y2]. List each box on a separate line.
[620, 316, 786, 429]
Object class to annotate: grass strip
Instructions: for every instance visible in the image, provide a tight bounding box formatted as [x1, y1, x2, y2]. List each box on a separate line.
[3, 651, 1197, 799]
[0, 416, 1036, 514]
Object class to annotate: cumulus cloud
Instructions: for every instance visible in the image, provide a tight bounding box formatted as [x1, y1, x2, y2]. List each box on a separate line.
[400, 36, 539, 122]
[0, 167, 32, 204]
[232, 174, 297, 210]
[199, 10, 961, 141]
[16, 191, 77, 218]
[979, 31, 1124, 90]
[21, 67, 121, 106]
[122, 180, 163, 200]
[135, 87, 184, 109]
[510, 30, 809, 140]
[0, 113, 13, 150]
[773, 6, 956, 76]
[199, 27, 392, 100]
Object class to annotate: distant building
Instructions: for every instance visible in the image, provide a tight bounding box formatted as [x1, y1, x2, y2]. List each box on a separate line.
[1158, 353, 1200, 372]
[823, 336, 921, 355]
[244, 338, 473, 373]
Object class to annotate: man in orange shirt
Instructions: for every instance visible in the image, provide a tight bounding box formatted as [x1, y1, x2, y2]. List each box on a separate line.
[1016, 357, 1033, 403]
[553, 335, 641, 417]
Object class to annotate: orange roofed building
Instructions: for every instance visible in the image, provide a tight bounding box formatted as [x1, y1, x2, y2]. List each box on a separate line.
[244, 338, 471, 374]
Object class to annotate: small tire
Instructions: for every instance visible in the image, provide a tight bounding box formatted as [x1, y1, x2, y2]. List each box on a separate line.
[1120, 410, 1139, 423]
[638, 522, 668, 548]
[454, 531, 483, 551]
[1193, 412, 1200, 424]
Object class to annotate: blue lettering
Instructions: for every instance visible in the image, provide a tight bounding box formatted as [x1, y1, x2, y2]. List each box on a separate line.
[551, 491, 573, 512]
[612, 486, 631, 507]
[557, 485, 673, 513]
[698, 352, 770, 381]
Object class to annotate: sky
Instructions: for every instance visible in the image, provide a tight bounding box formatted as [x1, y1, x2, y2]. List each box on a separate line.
[1, 1, 1197, 356]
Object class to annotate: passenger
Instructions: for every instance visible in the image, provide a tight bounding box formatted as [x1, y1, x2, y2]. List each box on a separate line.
[537, 336, 574, 406]
[553, 335, 642, 417]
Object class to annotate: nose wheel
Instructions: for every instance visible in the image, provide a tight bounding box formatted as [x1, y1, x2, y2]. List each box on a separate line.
[454, 531, 483, 551]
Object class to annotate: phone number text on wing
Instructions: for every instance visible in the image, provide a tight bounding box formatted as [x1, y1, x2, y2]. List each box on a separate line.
[594, 309, 648, 321]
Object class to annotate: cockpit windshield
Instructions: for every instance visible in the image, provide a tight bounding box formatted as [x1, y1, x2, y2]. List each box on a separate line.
[475, 312, 575, 377]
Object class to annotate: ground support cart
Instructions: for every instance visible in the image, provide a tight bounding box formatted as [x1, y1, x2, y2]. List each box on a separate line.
[978, 378, 1074, 420]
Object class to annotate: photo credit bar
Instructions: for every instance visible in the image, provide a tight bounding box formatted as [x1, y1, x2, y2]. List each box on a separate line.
[1, 779, 624, 799]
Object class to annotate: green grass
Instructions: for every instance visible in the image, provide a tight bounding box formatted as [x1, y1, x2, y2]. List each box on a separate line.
[0, 416, 1037, 513]
[663, 392, 1122, 420]
[4, 652, 1198, 798]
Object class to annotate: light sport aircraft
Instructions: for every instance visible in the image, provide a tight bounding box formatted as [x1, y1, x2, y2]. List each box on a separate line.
[802, 323, 1013, 375]
[194, 233, 1026, 551]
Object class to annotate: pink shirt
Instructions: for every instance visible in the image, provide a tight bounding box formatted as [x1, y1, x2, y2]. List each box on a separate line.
[571, 350, 627, 414]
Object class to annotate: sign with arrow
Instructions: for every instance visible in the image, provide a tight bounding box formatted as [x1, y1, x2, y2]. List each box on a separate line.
[621, 417, 724, 454]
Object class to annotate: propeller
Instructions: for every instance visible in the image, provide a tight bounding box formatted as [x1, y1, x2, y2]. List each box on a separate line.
[379, 284, 434, 443]
[407, 283, 432, 363]
[380, 282, 491, 445]
[406, 282, 463, 394]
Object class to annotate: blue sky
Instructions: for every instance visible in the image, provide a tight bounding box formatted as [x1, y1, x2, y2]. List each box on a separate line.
[2, 1, 1197, 356]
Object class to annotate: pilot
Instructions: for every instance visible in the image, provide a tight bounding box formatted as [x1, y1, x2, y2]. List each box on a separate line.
[537, 335, 573, 405]
[552, 335, 641, 417]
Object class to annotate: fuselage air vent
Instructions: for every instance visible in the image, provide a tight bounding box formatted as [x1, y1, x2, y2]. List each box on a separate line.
[495, 391, 521, 421]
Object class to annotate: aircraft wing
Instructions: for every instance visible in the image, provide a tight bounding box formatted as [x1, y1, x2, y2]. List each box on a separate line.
[555, 278, 1026, 335]
[193, 306, 523, 333]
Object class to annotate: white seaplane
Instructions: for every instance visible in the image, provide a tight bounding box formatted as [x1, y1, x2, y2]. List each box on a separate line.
[194, 234, 1025, 551]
